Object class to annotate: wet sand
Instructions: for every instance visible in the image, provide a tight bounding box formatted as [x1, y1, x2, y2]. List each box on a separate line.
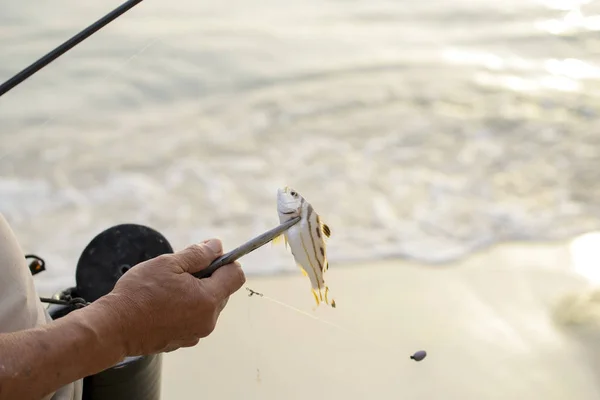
[161, 241, 600, 399]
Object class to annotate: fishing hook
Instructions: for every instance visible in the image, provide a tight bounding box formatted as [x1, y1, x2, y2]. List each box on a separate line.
[246, 288, 264, 297]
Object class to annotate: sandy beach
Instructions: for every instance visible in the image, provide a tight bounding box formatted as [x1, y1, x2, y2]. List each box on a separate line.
[160, 241, 600, 400]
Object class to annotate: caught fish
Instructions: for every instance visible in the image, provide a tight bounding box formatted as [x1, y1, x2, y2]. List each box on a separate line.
[273, 186, 336, 308]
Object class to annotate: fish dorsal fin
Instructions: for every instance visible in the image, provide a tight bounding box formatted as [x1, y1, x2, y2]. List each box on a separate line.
[272, 234, 289, 249]
[322, 223, 331, 238]
[316, 215, 331, 238]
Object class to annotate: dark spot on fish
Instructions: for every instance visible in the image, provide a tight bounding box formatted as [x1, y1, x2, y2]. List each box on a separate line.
[410, 350, 427, 361]
[316, 227, 321, 238]
[306, 204, 324, 272]
[320, 247, 324, 256]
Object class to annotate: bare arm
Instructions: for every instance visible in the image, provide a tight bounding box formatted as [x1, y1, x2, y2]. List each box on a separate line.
[0, 239, 245, 400]
[0, 296, 126, 400]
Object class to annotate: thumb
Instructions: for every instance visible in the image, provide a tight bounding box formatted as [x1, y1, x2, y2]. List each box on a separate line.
[175, 239, 223, 274]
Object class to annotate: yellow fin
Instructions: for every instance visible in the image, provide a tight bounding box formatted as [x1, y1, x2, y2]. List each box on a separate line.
[272, 234, 288, 248]
[316, 215, 331, 238]
[298, 266, 309, 277]
[322, 223, 331, 238]
[325, 286, 336, 308]
[311, 289, 320, 306]
[272, 234, 283, 244]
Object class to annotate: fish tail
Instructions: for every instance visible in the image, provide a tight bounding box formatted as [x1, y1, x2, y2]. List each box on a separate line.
[302, 262, 330, 307]
[311, 289, 320, 307]
[309, 284, 323, 301]
[324, 286, 336, 308]
[310, 286, 336, 308]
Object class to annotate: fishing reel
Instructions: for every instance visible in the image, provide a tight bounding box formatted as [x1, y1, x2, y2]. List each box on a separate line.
[34, 223, 173, 400]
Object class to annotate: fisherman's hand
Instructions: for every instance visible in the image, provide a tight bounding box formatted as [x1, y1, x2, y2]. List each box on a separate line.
[96, 238, 246, 356]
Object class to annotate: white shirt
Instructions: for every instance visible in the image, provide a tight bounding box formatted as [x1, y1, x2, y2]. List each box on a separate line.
[0, 213, 82, 400]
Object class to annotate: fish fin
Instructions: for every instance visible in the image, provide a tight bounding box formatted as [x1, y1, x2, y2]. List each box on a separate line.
[324, 286, 336, 308]
[322, 223, 331, 238]
[272, 234, 289, 249]
[316, 215, 331, 238]
[298, 266, 309, 277]
[324, 259, 329, 271]
[311, 289, 320, 307]
[272, 234, 283, 245]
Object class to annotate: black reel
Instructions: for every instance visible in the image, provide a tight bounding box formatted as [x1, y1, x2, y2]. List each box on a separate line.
[43, 223, 173, 400]
[75, 223, 173, 303]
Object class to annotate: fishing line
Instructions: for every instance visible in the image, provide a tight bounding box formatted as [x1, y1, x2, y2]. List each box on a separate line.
[33, 38, 161, 132]
[245, 293, 262, 386]
[0, 37, 161, 163]
[244, 286, 416, 363]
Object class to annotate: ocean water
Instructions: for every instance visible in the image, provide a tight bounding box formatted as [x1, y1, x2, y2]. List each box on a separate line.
[1, 0, 600, 295]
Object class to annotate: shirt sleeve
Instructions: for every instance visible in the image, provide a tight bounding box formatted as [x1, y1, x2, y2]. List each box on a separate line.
[0, 213, 82, 400]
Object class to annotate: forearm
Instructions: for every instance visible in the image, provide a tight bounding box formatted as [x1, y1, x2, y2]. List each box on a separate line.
[0, 295, 127, 400]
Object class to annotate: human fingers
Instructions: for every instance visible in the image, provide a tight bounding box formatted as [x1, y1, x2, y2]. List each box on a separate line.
[173, 239, 223, 274]
[218, 297, 229, 313]
[202, 261, 246, 302]
[163, 337, 201, 353]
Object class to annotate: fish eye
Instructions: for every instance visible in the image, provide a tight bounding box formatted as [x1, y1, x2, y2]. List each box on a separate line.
[290, 191, 297, 197]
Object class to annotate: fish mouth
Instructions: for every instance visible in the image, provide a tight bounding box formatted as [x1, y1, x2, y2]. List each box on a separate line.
[278, 204, 299, 216]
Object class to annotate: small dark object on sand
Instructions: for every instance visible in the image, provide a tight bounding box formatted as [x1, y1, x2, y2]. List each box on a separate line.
[410, 350, 427, 361]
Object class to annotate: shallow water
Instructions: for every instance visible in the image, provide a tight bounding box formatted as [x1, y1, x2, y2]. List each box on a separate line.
[1, 0, 600, 294]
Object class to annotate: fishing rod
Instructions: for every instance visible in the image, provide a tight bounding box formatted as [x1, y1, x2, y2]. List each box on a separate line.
[0, 0, 144, 98]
